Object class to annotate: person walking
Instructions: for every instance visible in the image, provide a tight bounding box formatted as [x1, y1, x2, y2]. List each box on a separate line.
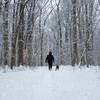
[45, 51, 54, 70]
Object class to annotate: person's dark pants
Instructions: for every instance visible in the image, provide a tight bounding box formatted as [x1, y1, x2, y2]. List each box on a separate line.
[48, 63, 52, 70]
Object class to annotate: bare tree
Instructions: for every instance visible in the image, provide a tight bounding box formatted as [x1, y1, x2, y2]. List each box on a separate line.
[11, 0, 30, 69]
[71, 0, 79, 66]
[26, 0, 36, 66]
[3, 0, 10, 66]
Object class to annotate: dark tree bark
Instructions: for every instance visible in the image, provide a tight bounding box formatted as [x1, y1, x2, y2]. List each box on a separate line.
[85, 0, 94, 67]
[11, 0, 16, 69]
[56, 0, 62, 64]
[0, 0, 2, 15]
[17, 1, 25, 66]
[26, 0, 36, 66]
[11, 0, 30, 68]
[39, 8, 43, 66]
[3, 0, 9, 65]
[71, 0, 79, 66]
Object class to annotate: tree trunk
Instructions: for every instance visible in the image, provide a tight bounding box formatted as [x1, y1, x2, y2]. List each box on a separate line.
[26, 0, 36, 66]
[57, 3, 62, 65]
[18, 1, 25, 66]
[3, 0, 9, 66]
[71, 0, 79, 66]
[11, 0, 16, 69]
[39, 9, 43, 66]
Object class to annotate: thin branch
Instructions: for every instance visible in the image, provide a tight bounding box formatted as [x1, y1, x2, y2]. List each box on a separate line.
[37, 0, 50, 10]
[23, 0, 30, 9]
[44, 7, 54, 26]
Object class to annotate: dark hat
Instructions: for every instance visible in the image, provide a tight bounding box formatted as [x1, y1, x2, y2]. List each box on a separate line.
[49, 51, 52, 55]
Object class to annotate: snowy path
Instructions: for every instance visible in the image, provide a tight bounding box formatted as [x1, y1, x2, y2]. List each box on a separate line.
[0, 66, 100, 100]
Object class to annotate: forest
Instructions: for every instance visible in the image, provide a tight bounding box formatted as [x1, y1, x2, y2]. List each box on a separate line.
[0, 0, 100, 69]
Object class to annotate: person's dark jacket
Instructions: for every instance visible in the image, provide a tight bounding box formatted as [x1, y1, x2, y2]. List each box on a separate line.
[45, 52, 54, 65]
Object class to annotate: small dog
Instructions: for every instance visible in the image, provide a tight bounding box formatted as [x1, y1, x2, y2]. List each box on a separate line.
[55, 65, 59, 70]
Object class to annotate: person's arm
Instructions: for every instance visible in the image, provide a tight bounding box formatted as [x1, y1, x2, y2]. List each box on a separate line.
[45, 55, 48, 63]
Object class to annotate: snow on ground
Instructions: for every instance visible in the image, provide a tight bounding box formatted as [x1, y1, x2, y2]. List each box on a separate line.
[0, 66, 100, 100]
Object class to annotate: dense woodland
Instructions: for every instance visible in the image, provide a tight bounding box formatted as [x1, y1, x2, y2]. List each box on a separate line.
[0, 0, 100, 69]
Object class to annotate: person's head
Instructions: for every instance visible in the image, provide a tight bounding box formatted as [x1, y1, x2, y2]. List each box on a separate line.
[49, 51, 52, 55]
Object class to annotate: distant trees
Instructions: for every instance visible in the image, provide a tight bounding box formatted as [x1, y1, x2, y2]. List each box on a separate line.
[0, 0, 100, 68]
[11, 0, 30, 69]
[71, 0, 94, 67]
[50, 0, 98, 67]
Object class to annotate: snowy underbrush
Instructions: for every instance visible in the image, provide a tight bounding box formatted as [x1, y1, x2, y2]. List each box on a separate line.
[0, 65, 38, 73]
[0, 65, 99, 73]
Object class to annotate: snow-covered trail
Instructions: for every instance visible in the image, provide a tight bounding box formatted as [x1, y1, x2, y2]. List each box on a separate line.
[0, 66, 100, 100]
